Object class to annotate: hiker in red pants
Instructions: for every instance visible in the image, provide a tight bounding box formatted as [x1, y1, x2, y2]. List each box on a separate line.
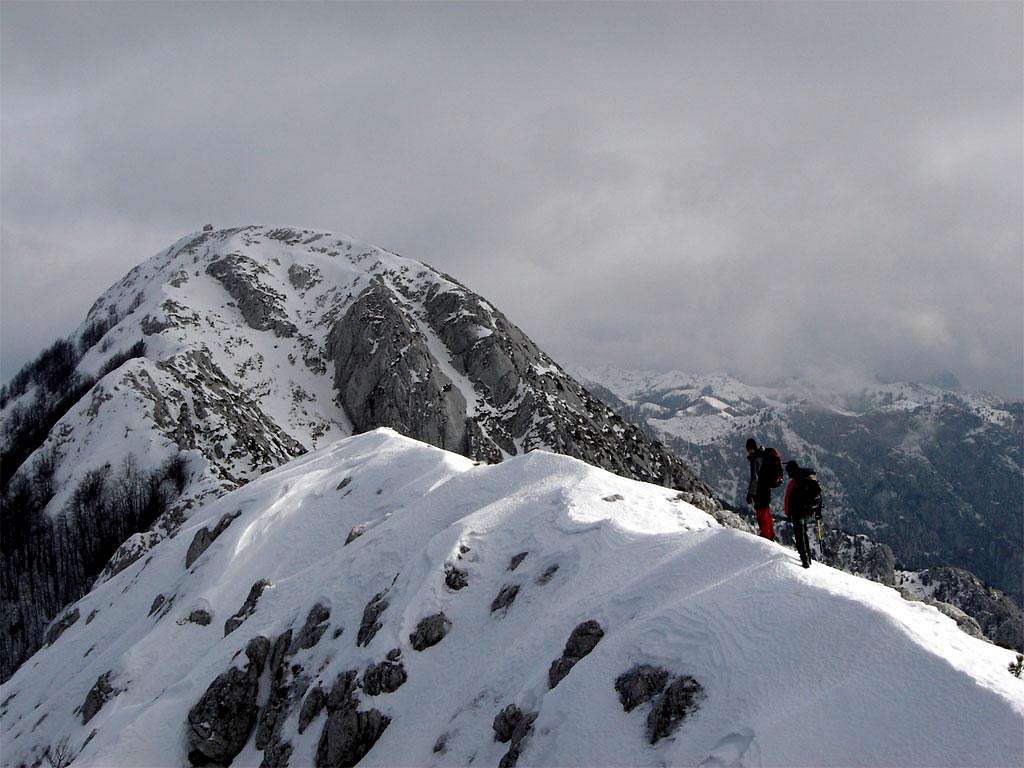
[745, 437, 783, 540]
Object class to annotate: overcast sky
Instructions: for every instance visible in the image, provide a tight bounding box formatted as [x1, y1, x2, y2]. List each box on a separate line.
[2, 2, 1021, 397]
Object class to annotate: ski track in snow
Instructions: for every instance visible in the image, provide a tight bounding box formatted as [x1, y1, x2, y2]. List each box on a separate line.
[1, 429, 1021, 768]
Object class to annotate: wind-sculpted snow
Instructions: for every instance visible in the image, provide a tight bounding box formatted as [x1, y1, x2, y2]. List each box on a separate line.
[0, 225, 713, 680]
[1, 430, 1021, 768]
[579, 364, 1024, 644]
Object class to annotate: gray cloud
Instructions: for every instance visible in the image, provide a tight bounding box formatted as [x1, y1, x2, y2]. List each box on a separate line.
[2, 2, 1021, 397]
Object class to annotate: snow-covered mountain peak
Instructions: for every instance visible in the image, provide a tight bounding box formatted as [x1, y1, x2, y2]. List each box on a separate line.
[1, 226, 719, 682]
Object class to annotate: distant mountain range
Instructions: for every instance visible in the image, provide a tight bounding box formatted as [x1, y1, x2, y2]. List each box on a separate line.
[576, 365, 1023, 611]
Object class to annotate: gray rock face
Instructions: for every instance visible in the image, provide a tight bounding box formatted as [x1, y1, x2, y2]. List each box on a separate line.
[614, 665, 670, 712]
[315, 669, 390, 768]
[224, 579, 272, 637]
[548, 620, 604, 689]
[44, 608, 79, 646]
[187, 608, 213, 626]
[646, 676, 703, 744]
[186, 511, 242, 568]
[291, 602, 331, 652]
[207, 254, 297, 338]
[299, 685, 327, 734]
[327, 280, 469, 454]
[819, 530, 896, 586]
[492, 704, 537, 768]
[316, 708, 391, 768]
[255, 630, 301, 753]
[491, 584, 520, 613]
[444, 565, 468, 591]
[356, 590, 390, 648]
[917, 566, 1022, 650]
[81, 671, 115, 724]
[259, 740, 293, 768]
[186, 636, 269, 766]
[327, 276, 714, 500]
[409, 613, 451, 651]
[361, 659, 407, 696]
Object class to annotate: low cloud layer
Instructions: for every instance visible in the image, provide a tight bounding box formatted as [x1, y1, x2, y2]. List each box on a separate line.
[3, 2, 1021, 396]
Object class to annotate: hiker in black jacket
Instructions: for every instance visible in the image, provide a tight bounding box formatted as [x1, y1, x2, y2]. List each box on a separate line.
[745, 437, 781, 540]
[783, 460, 822, 568]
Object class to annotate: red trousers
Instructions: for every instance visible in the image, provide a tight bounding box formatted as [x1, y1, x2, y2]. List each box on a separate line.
[755, 507, 775, 540]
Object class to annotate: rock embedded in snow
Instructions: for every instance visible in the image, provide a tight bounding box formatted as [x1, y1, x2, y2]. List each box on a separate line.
[614, 664, 671, 712]
[315, 669, 391, 768]
[186, 636, 269, 766]
[508, 552, 528, 571]
[356, 590, 390, 648]
[444, 564, 469, 590]
[409, 612, 452, 651]
[361, 659, 407, 696]
[536, 564, 559, 585]
[185, 511, 242, 568]
[548, 619, 604, 689]
[298, 685, 327, 734]
[646, 675, 703, 744]
[259, 739, 293, 768]
[224, 579, 272, 636]
[80, 671, 115, 724]
[44, 608, 80, 646]
[492, 704, 538, 768]
[291, 602, 331, 651]
[147, 594, 166, 617]
[186, 608, 213, 626]
[491, 584, 521, 613]
[344, 524, 367, 545]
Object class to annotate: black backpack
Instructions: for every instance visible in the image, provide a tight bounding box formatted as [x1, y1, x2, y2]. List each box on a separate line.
[792, 471, 823, 520]
[761, 448, 784, 488]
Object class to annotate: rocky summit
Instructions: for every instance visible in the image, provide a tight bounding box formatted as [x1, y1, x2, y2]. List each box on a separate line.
[0, 226, 717, 682]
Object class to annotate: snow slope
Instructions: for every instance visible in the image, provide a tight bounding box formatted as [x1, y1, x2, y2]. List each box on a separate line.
[2, 226, 714, 682]
[576, 364, 1024, 613]
[3, 429, 1021, 768]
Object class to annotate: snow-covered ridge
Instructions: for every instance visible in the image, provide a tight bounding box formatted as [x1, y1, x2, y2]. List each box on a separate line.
[1, 226, 715, 682]
[2, 429, 1021, 768]
[575, 363, 1024, 642]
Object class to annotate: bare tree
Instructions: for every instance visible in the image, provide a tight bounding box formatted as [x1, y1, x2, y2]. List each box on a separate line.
[44, 735, 74, 768]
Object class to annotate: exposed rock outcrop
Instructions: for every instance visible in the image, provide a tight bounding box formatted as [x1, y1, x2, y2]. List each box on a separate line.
[548, 620, 604, 689]
[315, 669, 390, 768]
[492, 704, 537, 768]
[409, 613, 451, 651]
[186, 511, 242, 568]
[186, 636, 269, 766]
[614, 664, 670, 712]
[81, 671, 116, 724]
[491, 584, 520, 613]
[361, 659, 407, 696]
[356, 589, 390, 648]
[646, 676, 703, 744]
[224, 579, 272, 637]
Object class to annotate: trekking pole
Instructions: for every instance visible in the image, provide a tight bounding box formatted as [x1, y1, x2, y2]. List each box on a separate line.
[815, 517, 824, 547]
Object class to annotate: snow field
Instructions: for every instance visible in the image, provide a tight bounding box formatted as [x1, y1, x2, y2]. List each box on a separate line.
[2, 429, 1022, 768]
